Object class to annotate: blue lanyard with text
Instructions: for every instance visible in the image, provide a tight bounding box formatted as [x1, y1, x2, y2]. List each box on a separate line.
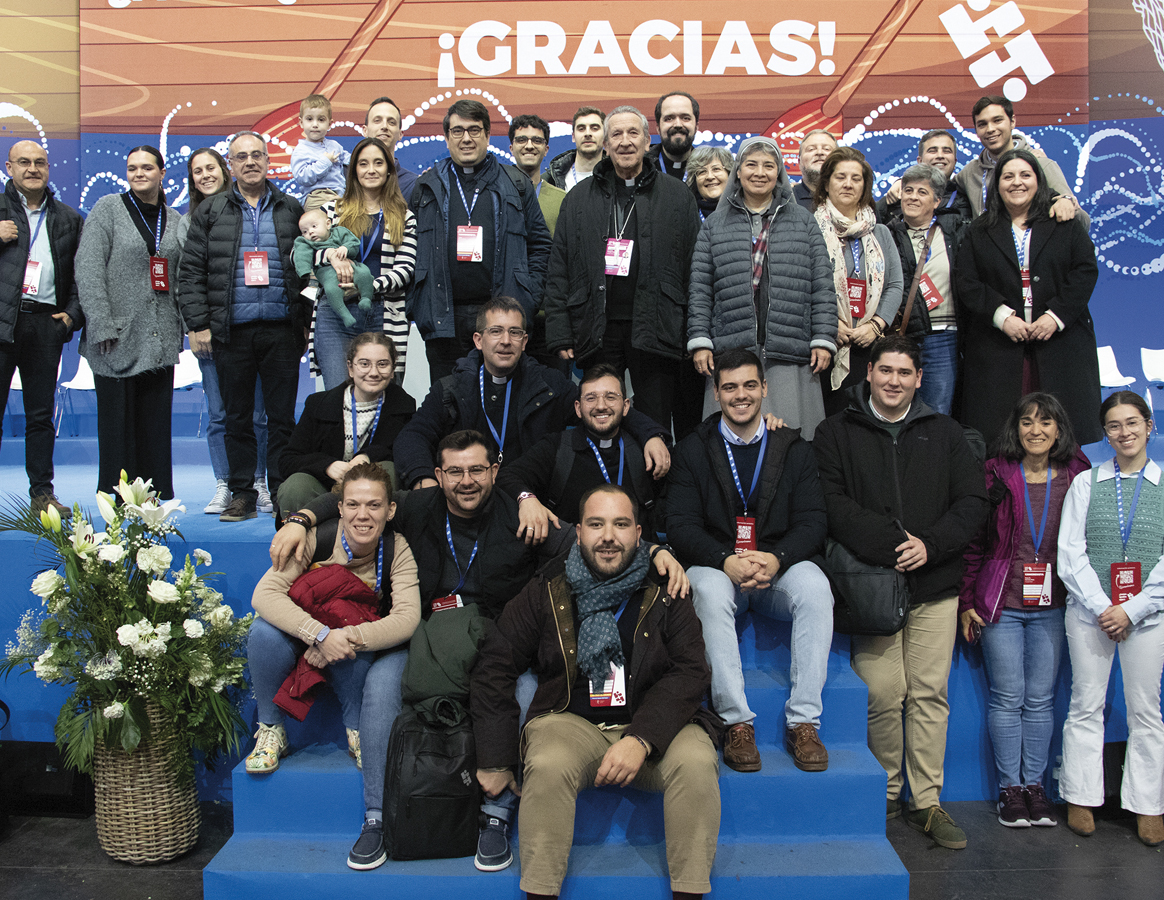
[850, 238, 862, 278]
[454, 172, 480, 217]
[723, 427, 767, 516]
[921, 216, 937, 263]
[945, 190, 958, 209]
[26, 207, 46, 261]
[445, 514, 479, 594]
[479, 365, 512, 462]
[1114, 460, 1147, 561]
[1011, 225, 1031, 269]
[587, 437, 625, 486]
[127, 193, 164, 255]
[982, 173, 990, 213]
[1021, 466, 1054, 561]
[350, 386, 384, 457]
[340, 530, 384, 594]
[247, 193, 266, 250]
[359, 210, 383, 263]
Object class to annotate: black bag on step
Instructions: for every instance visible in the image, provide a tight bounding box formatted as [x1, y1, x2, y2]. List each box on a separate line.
[382, 706, 480, 860]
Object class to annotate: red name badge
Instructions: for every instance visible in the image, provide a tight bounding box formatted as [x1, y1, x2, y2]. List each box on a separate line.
[590, 662, 627, 708]
[430, 593, 463, 613]
[23, 259, 41, 295]
[244, 251, 270, 285]
[456, 225, 483, 262]
[846, 278, 867, 319]
[919, 273, 944, 312]
[150, 256, 170, 292]
[604, 238, 634, 276]
[1111, 562, 1142, 605]
[1022, 563, 1053, 607]
[735, 516, 756, 553]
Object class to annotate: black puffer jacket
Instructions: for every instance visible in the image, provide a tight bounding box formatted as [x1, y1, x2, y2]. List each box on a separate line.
[543, 149, 578, 189]
[0, 181, 83, 342]
[885, 205, 969, 334]
[176, 180, 307, 346]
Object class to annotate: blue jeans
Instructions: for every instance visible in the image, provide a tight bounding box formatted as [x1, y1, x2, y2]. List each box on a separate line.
[359, 644, 538, 814]
[247, 617, 373, 731]
[919, 330, 957, 416]
[199, 355, 268, 480]
[688, 561, 834, 728]
[314, 299, 385, 391]
[979, 606, 1065, 788]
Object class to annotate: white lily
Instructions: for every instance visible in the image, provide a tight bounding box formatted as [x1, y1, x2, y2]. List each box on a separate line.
[95, 491, 118, 526]
[69, 518, 108, 557]
[115, 475, 155, 508]
[132, 497, 186, 527]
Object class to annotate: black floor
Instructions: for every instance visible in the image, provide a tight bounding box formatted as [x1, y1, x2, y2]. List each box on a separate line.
[1, 799, 1162, 899]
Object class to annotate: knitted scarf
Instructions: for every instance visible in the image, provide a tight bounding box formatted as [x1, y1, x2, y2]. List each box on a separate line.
[566, 542, 651, 691]
[814, 198, 886, 389]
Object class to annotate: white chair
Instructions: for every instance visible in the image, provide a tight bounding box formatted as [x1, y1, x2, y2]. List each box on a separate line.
[55, 356, 96, 437]
[1098, 345, 1136, 390]
[1141, 348, 1164, 433]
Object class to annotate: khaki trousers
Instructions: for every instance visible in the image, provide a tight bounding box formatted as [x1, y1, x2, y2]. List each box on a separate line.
[851, 595, 958, 810]
[519, 714, 720, 895]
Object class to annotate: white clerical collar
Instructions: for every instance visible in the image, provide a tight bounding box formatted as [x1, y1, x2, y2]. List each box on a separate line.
[459, 164, 475, 175]
[623, 177, 636, 187]
[719, 417, 764, 446]
[490, 373, 508, 385]
[598, 438, 613, 449]
[870, 400, 911, 424]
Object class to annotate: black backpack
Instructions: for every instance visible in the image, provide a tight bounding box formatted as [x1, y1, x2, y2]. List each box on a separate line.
[382, 707, 480, 860]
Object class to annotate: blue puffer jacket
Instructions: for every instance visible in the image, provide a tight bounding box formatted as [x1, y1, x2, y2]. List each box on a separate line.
[230, 188, 289, 325]
[688, 179, 837, 363]
[406, 154, 551, 340]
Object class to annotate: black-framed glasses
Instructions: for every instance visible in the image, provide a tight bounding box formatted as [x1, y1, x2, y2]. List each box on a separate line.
[481, 326, 526, 340]
[512, 136, 546, 146]
[449, 125, 485, 139]
[440, 465, 491, 481]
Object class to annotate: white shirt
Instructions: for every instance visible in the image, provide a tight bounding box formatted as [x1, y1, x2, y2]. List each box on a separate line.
[20, 191, 56, 305]
[718, 417, 764, 446]
[1058, 458, 1164, 626]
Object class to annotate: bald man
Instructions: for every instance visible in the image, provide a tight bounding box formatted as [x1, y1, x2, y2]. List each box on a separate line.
[0, 141, 83, 516]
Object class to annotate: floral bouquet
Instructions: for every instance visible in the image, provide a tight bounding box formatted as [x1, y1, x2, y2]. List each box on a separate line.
[0, 474, 252, 778]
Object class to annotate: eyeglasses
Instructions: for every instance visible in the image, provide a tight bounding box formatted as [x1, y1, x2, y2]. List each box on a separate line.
[481, 326, 526, 340]
[12, 158, 47, 170]
[449, 126, 485, 139]
[231, 151, 268, 163]
[512, 136, 546, 146]
[1104, 417, 1150, 435]
[581, 392, 624, 405]
[440, 465, 491, 481]
[353, 359, 394, 372]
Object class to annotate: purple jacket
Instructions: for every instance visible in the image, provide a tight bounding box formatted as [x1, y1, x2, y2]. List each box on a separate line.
[958, 451, 1090, 621]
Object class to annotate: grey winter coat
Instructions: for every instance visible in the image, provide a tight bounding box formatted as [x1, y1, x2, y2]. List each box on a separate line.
[74, 194, 183, 378]
[688, 180, 837, 363]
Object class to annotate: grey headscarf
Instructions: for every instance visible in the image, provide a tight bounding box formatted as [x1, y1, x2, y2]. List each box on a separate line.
[717, 136, 792, 213]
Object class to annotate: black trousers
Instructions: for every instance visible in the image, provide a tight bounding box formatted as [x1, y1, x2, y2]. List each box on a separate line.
[424, 303, 482, 383]
[585, 320, 678, 432]
[213, 321, 300, 501]
[0, 308, 67, 498]
[93, 366, 175, 500]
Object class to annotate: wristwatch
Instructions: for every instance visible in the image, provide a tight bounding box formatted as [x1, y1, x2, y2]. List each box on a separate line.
[314, 625, 331, 646]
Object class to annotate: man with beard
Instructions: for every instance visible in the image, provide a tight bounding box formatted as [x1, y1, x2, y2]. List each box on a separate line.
[471, 483, 720, 899]
[875, 130, 974, 222]
[667, 348, 834, 775]
[794, 130, 837, 211]
[544, 106, 605, 191]
[496, 363, 665, 540]
[508, 114, 567, 235]
[648, 91, 698, 179]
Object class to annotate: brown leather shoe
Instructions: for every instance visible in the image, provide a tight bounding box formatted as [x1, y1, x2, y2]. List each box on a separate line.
[785, 722, 829, 772]
[1137, 814, 1164, 847]
[1066, 803, 1095, 836]
[723, 723, 762, 772]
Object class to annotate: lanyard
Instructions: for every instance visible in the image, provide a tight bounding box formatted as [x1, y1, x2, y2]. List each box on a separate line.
[614, 197, 637, 241]
[945, 190, 958, 209]
[1021, 466, 1054, 561]
[478, 365, 512, 461]
[698, 208, 706, 222]
[340, 530, 384, 594]
[723, 427, 767, 515]
[587, 437, 625, 486]
[359, 210, 383, 263]
[350, 386, 384, 457]
[982, 172, 990, 213]
[614, 592, 632, 623]
[454, 171, 480, 217]
[535, 181, 543, 198]
[850, 238, 862, 278]
[445, 514, 479, 594]
[26, 207, 46, 261]
[247, 193, 266, 250]
[914, 217, 937, 264]
[1012, 226, 1032, 308]
[127, 193, 164, 256]
[1114, 460, 1148, 561]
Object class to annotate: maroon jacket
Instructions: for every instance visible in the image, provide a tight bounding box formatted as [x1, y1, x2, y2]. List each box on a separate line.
[470, 552, 717, 770]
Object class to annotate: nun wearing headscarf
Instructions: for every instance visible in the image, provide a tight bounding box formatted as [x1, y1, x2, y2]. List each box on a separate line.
[687, 136, 837, 439]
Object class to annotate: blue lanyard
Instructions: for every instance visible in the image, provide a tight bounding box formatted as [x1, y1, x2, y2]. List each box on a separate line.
[945, 190, 957, 209]
[982, 173, 990, 213]
[850, 238, 862, 278]
[723, 427, 767, 515]
[26, 206, 46, 260]
[1114, 461, 1148, 560]
[698, 208, 706, 222]
[919, 216, 937, 264]
[1021, 466, 1054, 561]
[350, 386, 384, 457]
[454, 172, 480, 217]
[340, 530, 384, 594]
[445, 514, 479, 594]
[246, 193, 266, 250]
[587, 436, 625, 486]
[359, 210, 383, 263]
[535, 181, 543, 198]
[1011, 226, 1031, 269]
[614, 593, 632, 623]
[478, 366, 512, 460]
[127, 193, 164, 255]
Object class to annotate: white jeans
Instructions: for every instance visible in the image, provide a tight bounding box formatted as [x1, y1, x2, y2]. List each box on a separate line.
[1061, 606, 1164, 815]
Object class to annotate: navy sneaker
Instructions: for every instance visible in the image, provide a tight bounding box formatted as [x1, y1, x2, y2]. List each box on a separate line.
[474, 814, 513, 871]
[347, 818, 387, 870]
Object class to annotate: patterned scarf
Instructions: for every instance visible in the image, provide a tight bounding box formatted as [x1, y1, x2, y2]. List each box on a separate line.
[566, 542, 651, 691]
[814, 198, 886, 389]
[751, 211, 773, 295]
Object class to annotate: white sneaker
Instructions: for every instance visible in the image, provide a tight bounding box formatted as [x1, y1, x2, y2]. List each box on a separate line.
[255, 479, 274, 515]
[204, 479, 231, 515]
[245, 722, 288, 774]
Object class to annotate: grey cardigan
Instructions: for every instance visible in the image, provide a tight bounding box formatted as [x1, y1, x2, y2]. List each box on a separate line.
[688, 181, 838, 363]
[75, 194, 183, 378]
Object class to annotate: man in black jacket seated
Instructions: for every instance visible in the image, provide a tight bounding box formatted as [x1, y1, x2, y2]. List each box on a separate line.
[471, 484, 719, 900]
[393, 296, 670, 490]
[667, 348, 834, 775]
[813, 334, 987, 851]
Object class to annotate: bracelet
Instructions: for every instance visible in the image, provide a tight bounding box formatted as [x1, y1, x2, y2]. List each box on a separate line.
[285, 513, 311, 529]
[649, 543, 671, 562]
[629, 734, 651, 755]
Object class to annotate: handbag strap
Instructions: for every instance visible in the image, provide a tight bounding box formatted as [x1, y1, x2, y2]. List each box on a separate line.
[897, 222, 939, 336]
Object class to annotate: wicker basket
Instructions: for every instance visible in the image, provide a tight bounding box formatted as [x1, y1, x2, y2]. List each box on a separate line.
[93, 702, 201, 865]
